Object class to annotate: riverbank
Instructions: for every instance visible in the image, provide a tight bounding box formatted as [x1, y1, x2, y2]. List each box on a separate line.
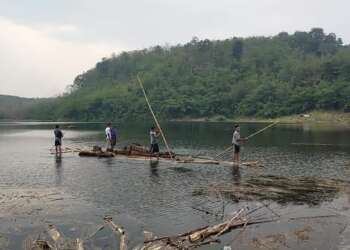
[173, 111, 350, 126]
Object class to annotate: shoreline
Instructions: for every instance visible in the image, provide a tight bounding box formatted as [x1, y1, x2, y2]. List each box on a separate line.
[171, 111, 350, 126]
[1, 111, 350, 127]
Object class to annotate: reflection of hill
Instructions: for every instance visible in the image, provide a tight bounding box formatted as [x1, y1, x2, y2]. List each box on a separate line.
[193, 175, 350, 205]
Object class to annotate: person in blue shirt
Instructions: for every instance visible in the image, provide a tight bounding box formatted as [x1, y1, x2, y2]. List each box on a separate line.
[54, 125, 64, 154]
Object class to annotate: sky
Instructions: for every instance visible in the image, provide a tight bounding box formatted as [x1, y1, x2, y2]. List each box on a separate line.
[0, 0, 349, 97]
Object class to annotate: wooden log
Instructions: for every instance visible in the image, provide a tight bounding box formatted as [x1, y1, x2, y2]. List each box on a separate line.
[175, 158, 220, 165]
[189, 220, 240, 242]
[48, 225, 61, 242]
[31, 240, 54, 250]
[78, 151, 114, 158]
[76, 238, 84, 250]
[219, 161, 263, 167]
[104, 216, 127, 250]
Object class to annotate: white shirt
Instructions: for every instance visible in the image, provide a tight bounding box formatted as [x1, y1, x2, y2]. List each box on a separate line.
[105, 127, 111, 140]
[232, 130, 240, 145]
[150, 130, 158, 144]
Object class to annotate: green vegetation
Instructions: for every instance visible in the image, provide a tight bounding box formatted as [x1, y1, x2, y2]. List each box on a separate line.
[0, 95, 47, 120]
[15, 28, 350, 121]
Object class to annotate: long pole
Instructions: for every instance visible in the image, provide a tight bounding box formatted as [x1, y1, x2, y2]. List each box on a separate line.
[215, 121, 279, 159]
[136, 74, 174, 160]
[246, 121, 279, 139]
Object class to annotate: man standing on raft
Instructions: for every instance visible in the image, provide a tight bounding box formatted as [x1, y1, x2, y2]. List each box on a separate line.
[149, 126, 160, 159]
[232, 124, 247, 165]
[54, 125, 64, 155]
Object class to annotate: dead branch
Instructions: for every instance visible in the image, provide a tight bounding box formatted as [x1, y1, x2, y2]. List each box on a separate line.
[104, 216, 127, 250]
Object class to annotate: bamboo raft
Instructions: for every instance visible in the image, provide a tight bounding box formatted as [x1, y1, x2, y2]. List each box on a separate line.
[77, 144, 263, 167]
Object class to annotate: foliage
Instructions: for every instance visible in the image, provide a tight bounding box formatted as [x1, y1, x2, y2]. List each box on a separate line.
[24, 28, 350, 121]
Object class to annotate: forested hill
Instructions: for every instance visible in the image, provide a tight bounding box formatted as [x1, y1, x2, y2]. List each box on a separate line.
[33, 28, 350, 121]
[0, 95, 43, 120]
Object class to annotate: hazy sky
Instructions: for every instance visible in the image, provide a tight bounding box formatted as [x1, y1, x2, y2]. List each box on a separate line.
[0, 0, 348, 97]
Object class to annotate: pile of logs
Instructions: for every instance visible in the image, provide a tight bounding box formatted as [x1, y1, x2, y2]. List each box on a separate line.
[25, 207, 276, 250]
[78, 144, 175, 159]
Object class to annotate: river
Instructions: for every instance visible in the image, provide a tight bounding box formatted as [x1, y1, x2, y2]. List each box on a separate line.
[0, 121, 349, 249]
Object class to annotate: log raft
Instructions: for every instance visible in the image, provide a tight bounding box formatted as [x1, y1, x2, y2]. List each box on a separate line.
[78, 144, 263, 167]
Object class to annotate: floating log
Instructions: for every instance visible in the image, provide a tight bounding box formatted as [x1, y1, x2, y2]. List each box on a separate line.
[26, 205, 277, 250]
[137, 206, 275, 250]
[104, 216, 127, 250]
[116, 144, 175, 159]
[78, 151, 114, 158]
[30, 240, 53, 250]
[25, 226, 85, 250]
[193, 175, 350, 205]
[219, 161, 263, 167]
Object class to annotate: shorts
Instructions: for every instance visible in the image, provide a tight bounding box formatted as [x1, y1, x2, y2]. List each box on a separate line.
[150, 143, 159, 153]
[234, 144, 240, 153]
[55, 138, 62, 146]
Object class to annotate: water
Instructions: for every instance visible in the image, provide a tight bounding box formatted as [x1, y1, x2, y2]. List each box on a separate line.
[0, 121, 350, 249]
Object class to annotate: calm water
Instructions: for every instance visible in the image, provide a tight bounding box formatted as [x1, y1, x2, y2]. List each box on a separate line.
[0, 121, 350, 249]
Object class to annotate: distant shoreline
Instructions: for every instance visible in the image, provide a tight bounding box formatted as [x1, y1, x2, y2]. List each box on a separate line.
[171, 111, 350, 126]
[1, 111, 350, 127]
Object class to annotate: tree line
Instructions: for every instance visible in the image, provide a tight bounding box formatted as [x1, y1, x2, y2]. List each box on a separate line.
[24, 28, 350, 121]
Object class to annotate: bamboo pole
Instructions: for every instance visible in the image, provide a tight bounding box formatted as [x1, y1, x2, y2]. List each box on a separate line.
[215, 121, 279, 159]
[245, 121, 279, 140]
[136, 74, 174, 160]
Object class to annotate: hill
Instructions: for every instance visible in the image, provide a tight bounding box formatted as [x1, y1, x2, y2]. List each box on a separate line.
[0, 95, 43, 120]
[31, 28, 350, 121]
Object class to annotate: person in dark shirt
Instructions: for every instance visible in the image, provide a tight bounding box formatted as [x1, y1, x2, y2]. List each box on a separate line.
[54, 125, 64, 154]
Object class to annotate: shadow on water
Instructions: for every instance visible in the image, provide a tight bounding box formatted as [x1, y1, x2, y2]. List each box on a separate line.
[54, 154, 63, 186]
[149, 160, 159, 178]
[231, 166, 241, 185]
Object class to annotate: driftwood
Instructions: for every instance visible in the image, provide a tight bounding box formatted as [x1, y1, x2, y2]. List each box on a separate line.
[25, 225, 85, 250]
[219, 161, 263, 167]
[136, 207, 275, 250]
[104, 216, 127, 250]
[193, 175, 350, 205]
[26, 205, 277, 250]
[118, 144, 175, 159]
[78, 151, 115, 158]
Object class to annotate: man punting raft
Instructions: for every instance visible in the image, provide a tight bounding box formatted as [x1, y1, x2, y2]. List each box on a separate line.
[55, 75, 274, 168]
[149, 126, 160, 159]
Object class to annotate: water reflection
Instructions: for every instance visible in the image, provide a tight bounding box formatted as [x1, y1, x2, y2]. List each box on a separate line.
[55, 154, 62, 166]
[54, 154, 63, 186]
[231, 166, 241, 184]
[1, 121, 350, 249]
[149, 160, 159, 178]
[104, 158, 115, 167]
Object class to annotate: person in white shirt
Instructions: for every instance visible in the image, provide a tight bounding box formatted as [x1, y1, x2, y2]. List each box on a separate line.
[105, 122, 112, 151]
[149, 126, 160, 159]
[232, 124, 247, 165]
